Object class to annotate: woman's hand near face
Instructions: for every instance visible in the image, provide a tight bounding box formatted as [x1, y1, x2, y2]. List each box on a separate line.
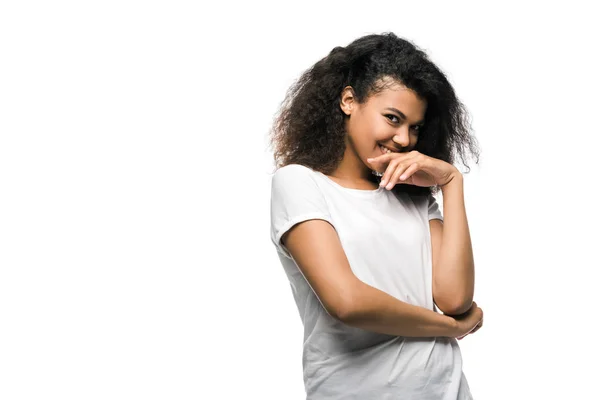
[367, 150, 459, 190]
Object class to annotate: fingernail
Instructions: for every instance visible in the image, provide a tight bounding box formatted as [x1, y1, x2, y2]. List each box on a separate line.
[380, 180, 386, 186]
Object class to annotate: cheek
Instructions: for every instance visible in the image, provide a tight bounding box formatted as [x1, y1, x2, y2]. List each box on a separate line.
[348, 115, 386, 145]
[347, 117, 371, 140]
[358, 117, 382, 138]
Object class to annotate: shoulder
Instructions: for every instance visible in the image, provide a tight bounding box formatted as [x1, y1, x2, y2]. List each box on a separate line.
[271, 164, 318, 187]
[272, 163, 314, 177]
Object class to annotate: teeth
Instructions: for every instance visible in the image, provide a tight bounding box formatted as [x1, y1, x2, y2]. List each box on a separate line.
[379, 145, 391, 154]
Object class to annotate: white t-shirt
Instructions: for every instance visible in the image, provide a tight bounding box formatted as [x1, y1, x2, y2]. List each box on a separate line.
[270, 163, 473, 400]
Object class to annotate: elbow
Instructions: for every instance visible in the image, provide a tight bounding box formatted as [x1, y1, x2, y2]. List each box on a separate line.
[434, 288, 473, 315]
[433, 281, 474, 316]
[330, 296, 356, 322]
[330, 283, 363, 322]
[448, 300, 473, 316]
[438, 298, 473, 316]
[331, 304, 349, 322]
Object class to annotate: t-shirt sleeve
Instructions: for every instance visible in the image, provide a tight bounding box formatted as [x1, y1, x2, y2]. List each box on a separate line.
[270, 164, 334, 259]
[427, 193, 443, 221]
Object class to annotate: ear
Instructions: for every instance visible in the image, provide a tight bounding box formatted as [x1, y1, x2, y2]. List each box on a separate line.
[339, 86, 356, 116]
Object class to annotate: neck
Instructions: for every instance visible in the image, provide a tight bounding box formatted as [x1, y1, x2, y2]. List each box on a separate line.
[328, 137, 374, 183]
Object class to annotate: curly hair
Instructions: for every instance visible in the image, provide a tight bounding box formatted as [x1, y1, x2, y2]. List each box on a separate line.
[267, 32, 481, 197]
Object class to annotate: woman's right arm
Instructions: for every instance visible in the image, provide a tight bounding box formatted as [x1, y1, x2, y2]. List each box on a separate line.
[283, 218, 469, 338]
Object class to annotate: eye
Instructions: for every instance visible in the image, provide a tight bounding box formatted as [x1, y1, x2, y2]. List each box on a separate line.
[385, 114, 399, 123]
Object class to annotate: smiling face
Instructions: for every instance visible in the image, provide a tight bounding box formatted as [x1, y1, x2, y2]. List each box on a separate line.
[340, 78, 427, 167]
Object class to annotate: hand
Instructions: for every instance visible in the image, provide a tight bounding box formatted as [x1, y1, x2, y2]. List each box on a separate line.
[366, 150, 459, 190]
[448, 301, 484, 340]
[457, 318, 483, 340]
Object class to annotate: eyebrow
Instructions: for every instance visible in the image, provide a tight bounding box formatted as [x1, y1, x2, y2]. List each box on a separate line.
[384, 107, 425, 125]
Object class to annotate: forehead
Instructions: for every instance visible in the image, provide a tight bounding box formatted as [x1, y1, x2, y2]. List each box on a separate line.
[368, 83, 426, 110]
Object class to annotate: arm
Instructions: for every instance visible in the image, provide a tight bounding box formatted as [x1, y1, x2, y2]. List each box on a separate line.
[430, 173, 475, 316]
[283, 218, 458, 338]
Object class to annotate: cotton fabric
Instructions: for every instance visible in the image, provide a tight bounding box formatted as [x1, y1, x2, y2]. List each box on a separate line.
[270, 164, 472, 400]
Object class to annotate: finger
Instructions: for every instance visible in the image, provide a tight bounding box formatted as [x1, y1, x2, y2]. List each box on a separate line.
[379, 159, 399, 187]
[457, 332, 469, 340]
[465, 321, 479, 335]
[367, 152, 394, 165]
[398, 163, 419, 182]
[468, 320, 483, 334]
[369, 152, 411, 181]
[385, 162, 410, 190]
[367, 157, 390, 179]
[469, 325, 481, 335]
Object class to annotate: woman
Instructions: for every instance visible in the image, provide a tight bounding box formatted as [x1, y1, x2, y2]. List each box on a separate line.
[268, 32, 484, 399]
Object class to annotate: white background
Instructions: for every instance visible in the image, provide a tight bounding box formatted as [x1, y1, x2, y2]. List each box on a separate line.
[1, 1, 599, 399]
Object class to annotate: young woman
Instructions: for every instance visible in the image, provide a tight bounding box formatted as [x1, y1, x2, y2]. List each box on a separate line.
[268, 32, 483, 399]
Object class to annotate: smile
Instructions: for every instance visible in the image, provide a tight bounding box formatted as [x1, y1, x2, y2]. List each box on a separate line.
[379, 144, 397, 154]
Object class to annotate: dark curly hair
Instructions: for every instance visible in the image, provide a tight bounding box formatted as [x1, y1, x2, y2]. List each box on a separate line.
[267, 32, 481, 197]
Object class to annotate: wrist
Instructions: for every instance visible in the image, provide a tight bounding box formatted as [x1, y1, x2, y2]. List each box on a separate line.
[445, 315, 459, 337]
[439, 171, 463, 190]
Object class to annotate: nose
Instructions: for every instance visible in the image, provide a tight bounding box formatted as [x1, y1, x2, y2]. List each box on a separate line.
[392, 128, 410, 148]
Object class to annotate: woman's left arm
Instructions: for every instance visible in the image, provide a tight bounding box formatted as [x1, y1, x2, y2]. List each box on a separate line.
[430, 173, 475, 316]
[367, 151, 475, 315]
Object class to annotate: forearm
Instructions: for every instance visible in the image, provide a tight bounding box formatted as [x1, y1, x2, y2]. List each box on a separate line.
[339, 280, 458, 338]
[435, 173, 475, 314]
